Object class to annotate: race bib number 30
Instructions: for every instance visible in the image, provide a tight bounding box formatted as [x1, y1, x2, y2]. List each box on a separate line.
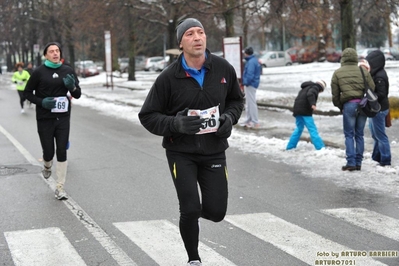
[188, 105, 220, 134]
[51, 97, 69, 113]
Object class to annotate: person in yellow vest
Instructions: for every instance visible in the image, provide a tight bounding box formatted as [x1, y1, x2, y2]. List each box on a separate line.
[12, 62, 30, 113]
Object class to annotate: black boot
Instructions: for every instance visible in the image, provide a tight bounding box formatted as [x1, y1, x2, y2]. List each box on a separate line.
[342, 165, 356, 171]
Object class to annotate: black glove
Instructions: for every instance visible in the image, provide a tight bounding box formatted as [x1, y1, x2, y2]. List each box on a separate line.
[41, 97, 56, 110]
[63, 74, 76, 92]
[171, 108, 205, 135]
[216, 113, 233, 138]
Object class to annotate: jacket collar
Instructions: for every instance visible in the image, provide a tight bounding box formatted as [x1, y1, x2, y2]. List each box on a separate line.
[175, 49, 212, 78]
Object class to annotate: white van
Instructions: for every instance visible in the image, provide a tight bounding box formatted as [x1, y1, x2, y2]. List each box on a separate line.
[258, 51, 292, 67]
[144, 56, 164, 71]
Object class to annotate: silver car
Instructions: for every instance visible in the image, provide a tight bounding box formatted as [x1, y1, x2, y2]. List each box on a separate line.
[258, 51, 292, 67]
[144, 56, 164, 71]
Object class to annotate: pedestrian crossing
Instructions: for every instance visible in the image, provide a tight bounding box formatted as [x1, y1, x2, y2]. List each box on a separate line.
[225, 212, 387, 265]
[3, 208, 398, 266]
[4, 227, 86, 266]
[322, 208, 399, 242]
[114, 220, 236, 266]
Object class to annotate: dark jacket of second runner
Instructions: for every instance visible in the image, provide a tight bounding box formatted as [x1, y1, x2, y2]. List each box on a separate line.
[139, 49, 244, 155]
[24, 64, 81, 120]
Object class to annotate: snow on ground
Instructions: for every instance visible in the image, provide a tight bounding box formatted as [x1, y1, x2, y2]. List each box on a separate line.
[75, 62, 399, 200]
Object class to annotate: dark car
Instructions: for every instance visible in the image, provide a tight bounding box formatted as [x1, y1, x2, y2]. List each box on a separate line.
[297, 45, 318, 63]
[286, 47, 301, 63]
[298, 45, 342, 63]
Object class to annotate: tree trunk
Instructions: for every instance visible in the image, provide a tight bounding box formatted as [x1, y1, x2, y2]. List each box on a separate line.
[340, 0, 355, 49]
[223, 7, 235, 37]
[241, 1, 248, 48]
[127, 8, 136, 81]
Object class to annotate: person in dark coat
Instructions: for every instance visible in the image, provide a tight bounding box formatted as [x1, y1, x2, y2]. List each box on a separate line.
[286, 80, 326, 150]
[25, 62, 34, 75]
[24, 42, 81, 200]
[365, 50, 392, 167]
[138, 18, 243, 266]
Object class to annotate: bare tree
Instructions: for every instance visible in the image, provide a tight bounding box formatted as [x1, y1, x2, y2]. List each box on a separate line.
[2, 0, 399, 75]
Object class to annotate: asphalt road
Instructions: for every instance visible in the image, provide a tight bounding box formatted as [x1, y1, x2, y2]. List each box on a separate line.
[0, 74, 398, 266]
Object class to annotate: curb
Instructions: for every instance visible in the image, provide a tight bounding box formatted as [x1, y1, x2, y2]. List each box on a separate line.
[257, 102, 341, 116]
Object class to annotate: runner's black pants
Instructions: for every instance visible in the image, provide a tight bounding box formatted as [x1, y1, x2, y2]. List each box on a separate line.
[17, 90, 25, 109]
[166, 150, 228, 262]
[37, 116, 70, 162]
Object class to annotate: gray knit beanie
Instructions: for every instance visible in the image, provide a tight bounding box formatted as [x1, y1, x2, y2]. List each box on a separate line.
[176, 18, 204, 45]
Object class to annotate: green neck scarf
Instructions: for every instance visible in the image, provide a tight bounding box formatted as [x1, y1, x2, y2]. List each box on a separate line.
[44, 60, 62, 69]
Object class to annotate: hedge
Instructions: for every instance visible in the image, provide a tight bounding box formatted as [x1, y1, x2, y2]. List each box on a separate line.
[389, 96, 399, 120]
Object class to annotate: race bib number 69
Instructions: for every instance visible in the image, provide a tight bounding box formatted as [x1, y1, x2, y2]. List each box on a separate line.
[51, 97, 69, 113]
[188, 105, 220, 134]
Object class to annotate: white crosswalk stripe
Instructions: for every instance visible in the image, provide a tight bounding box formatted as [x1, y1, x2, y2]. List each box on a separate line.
[114, 220, 237, 266]
[225, 212, 388, 266]
[3, 208, 398, 265]
[322, 208, 399, 241]
[4, 227, 86, 266]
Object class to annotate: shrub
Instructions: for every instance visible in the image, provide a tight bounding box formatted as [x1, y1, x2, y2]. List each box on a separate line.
[389, 96, 399, 120]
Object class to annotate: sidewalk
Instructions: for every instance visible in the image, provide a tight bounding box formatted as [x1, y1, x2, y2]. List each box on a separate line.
[77, 72, 399, 158]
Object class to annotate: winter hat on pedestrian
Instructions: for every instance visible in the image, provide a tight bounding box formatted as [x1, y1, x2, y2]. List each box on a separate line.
[365, 50, 385, 75]
[43, 42, 63, 57]
[244, 46, 254, 55]
[176, 18, 204, 46]
[315, 80, 326, 92]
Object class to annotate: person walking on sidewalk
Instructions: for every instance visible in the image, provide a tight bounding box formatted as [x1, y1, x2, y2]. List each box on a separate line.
[286, 80, 326, 150]
[331, 48, 375, 171]
[365, 50, 392, 168]
[139, 18, 244, 266]
[24, 42, 81, 200]
[11, 62, 30, 113]
[241, 46, 261, 129]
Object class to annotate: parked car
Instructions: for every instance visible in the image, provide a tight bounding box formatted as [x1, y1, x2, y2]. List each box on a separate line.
[144, 56, 164, 71]
[357, 48, 379, 60]
[297, 45, 318, 63]
[153, 56, 170, 72]
[118, 56, 146, 72]
[94, 61, 104, 72]
[118, 58, 129, 73]
[381, 47, 399, 60]
[135, 55, 146, 71]
[384, 53, 395, 61]
[258, 51, 292, 67]
[325, 48, 342, 63]
[75, 61, 99, 77]
[286, 47, 300, 63]
[357, 47, 394, 61]
[298, 44, 341, 63]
